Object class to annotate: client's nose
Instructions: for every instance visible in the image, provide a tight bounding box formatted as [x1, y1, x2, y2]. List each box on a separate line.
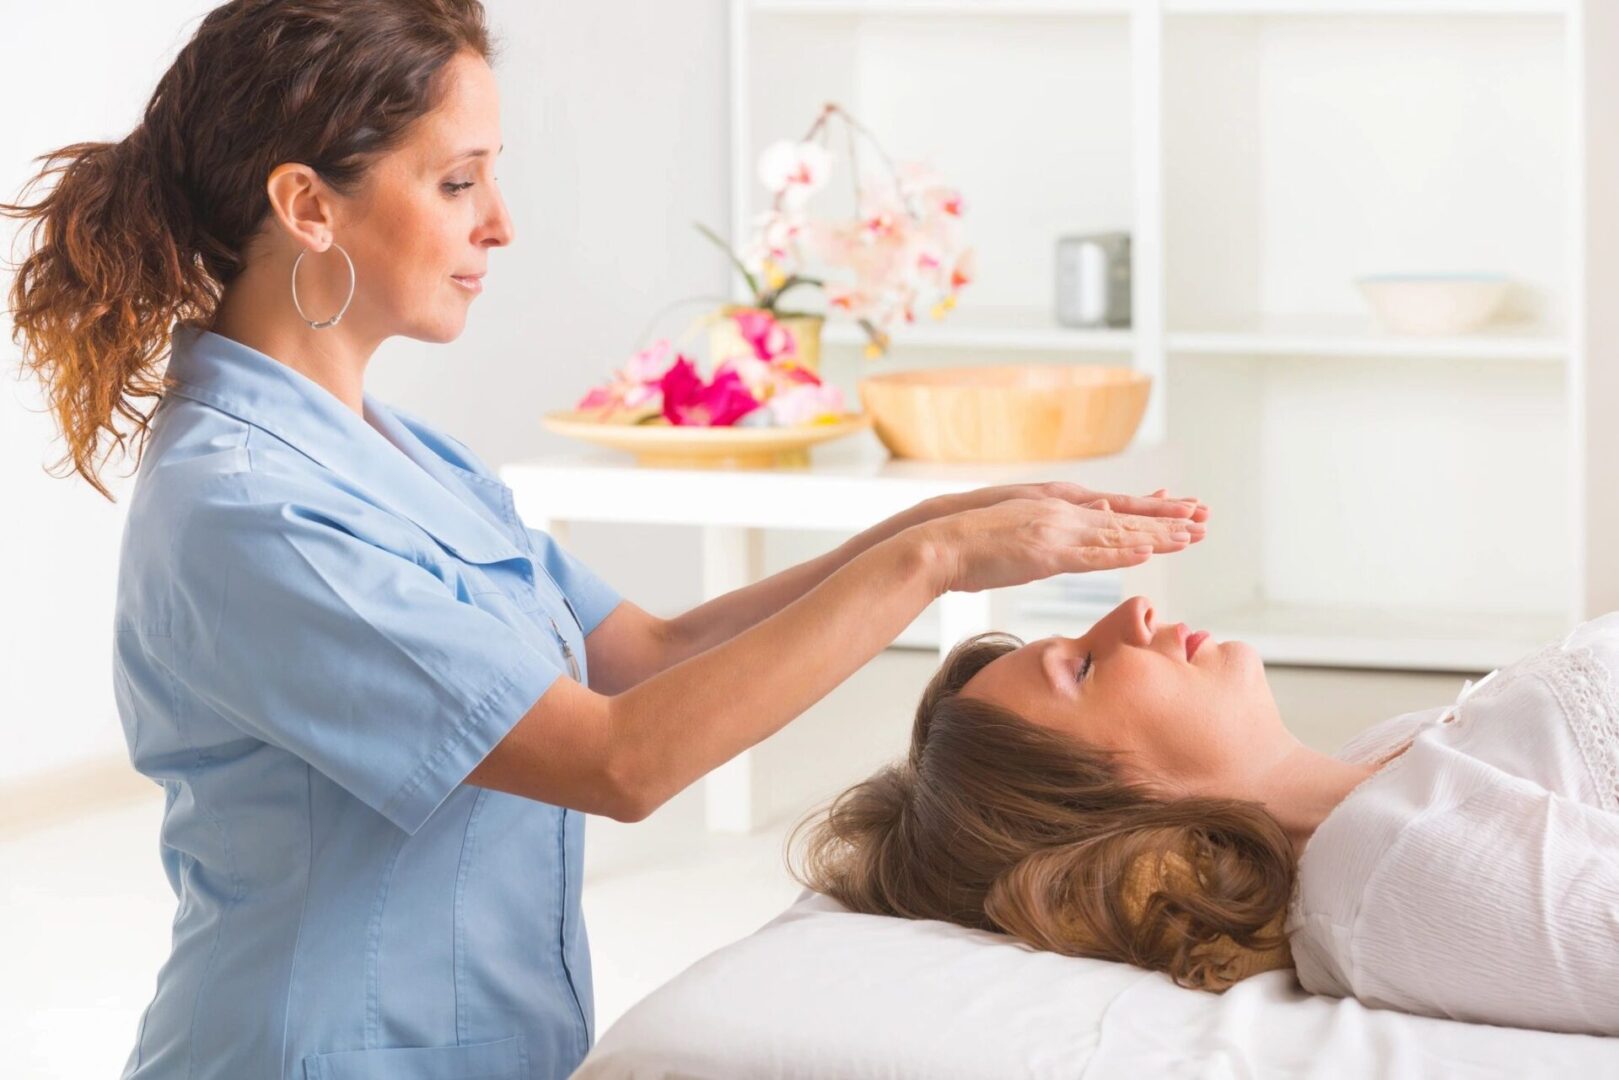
[1109, 596, 1156, 645]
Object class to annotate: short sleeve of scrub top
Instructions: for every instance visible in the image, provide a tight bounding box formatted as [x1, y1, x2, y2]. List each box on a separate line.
[523, 526, 621, 638]
[168, 470, 581, 836]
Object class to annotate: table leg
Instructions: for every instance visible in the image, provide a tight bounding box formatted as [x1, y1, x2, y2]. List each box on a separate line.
[702, 526, 766, 834]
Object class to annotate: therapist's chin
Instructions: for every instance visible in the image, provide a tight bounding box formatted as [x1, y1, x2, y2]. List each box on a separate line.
[411, 307, 473, 344]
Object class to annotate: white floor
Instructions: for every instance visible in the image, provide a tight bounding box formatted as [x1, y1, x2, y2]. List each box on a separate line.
[0, 648, 1469, 1078]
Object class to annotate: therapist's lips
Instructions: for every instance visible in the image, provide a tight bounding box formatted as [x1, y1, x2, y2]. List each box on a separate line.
[451, 273, 484, 294]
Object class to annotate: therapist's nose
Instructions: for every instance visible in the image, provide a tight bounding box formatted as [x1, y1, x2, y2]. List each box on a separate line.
[478, 188, 514, 248]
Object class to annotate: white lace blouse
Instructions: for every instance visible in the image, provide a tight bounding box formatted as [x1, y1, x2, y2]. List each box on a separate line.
[1285, 613, 1619, 1035]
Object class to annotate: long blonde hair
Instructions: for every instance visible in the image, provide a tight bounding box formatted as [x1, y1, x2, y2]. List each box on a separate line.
[790, 632, 1296, 992]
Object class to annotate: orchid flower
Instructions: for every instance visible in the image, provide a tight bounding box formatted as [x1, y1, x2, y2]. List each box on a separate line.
[757, 140, 832, 211]
[765, 382, 846, 426]
[659, 356, 763, 427]
[731, 309, 799, 361]
[574, 338, 682, 416]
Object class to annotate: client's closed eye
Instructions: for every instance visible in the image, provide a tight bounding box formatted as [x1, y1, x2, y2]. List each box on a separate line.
[1076, 653, 1093, 683]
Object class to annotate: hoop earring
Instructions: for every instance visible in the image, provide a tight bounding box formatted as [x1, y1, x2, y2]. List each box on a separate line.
[290, 240, 356, 330]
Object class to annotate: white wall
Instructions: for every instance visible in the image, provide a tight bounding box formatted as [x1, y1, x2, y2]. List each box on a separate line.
[0, 0, 725, 782]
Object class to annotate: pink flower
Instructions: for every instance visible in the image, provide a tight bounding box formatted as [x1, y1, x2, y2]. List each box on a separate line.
[766, 382, 845, 426]
[625, 339, 677, 383]
[951, 248, 976, 292]
[732, 309, 798, 362]
[575, 376, 659, 415]
[717, 352, 768, 389]
[575, 339, 684, 417]
[757, 140, 832, 210]
[709, 110, 976, 359]
[776, 361, 822, 386]
[576, 386, 616, 411]
[659, 356, 762, 427]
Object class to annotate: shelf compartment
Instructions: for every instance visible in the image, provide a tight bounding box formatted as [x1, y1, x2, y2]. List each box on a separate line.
[752, 1, 1568, 13]
[1166, 315, 1566, 361]
[1164, 1, 1567, 14]
[751, 1, 1135, 14]
[822, 305, 1134, 352]
[739, 9, 1135, 328]
[1162, 13, 1569, 343]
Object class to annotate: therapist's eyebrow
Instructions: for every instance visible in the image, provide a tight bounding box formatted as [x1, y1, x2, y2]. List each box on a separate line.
[445, 144, 504, 164]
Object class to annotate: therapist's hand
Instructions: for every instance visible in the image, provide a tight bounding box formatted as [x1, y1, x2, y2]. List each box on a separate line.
[910, 493, 1205, 596]
[870, 482, 1207, 554]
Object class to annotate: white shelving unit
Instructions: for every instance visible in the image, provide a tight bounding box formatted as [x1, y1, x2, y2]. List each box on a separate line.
[729, 0, 1619, 673]
[821, 306, 1135, 353]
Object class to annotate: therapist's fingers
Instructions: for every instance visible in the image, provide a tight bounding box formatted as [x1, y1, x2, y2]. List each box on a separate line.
[1047, 480, 1208, 523]
[1066, 544, 1162, 571]
[1077, 499, 1193, 553]
[1109, 490, 1209, 530]
[1078, 501, 1205, 547]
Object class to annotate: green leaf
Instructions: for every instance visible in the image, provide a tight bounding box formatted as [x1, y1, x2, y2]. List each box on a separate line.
[771, 274, 823, 306]
[692, 220, 761, 301]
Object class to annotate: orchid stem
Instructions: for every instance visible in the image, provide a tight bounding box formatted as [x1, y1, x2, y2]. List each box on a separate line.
[630, 292, 731, 354]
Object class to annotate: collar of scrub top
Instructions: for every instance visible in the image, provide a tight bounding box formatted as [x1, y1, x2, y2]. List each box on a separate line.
[163, 321, 527, 569]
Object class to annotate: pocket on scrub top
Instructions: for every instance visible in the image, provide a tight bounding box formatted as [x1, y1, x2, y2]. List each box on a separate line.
[471, 586, 545, 630]
[301, 1034, 527, 1080]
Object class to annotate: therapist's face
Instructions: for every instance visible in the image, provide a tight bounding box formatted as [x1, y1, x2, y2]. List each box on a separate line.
[957, 596, 1282, 798]
[324, 50, 513, 344]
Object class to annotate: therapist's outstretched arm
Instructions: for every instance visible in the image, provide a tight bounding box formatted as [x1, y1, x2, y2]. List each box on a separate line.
[467, 531, 939, 822]
[660, 486, 1204, 669]
[469, 497, 1185, 821]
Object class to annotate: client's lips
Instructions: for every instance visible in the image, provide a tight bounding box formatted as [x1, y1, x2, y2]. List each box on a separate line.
[1186, 630, 1210, 661]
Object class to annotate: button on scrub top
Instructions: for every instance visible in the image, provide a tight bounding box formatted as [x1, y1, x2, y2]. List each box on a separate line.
[112, 323, 623, 1079]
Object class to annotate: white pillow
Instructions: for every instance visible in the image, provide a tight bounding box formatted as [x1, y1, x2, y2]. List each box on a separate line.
[576, 889, 1619, 1079]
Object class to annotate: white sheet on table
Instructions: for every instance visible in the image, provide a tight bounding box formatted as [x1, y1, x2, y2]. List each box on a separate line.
[575, 890, 1619, 1079]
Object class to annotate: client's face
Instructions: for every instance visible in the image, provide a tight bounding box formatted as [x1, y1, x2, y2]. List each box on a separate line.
[957, 596, 1282, 796]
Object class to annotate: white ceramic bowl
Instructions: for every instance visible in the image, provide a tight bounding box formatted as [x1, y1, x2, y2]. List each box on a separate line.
[1355, 273, 1511, 336]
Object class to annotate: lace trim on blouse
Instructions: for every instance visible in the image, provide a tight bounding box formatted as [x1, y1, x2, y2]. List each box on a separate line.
[1460, 640, 1619, 814]
[1541, 644, 1619, 814]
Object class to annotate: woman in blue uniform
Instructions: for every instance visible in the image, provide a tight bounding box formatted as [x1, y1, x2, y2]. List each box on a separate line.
[2, 2, 1207, 1076]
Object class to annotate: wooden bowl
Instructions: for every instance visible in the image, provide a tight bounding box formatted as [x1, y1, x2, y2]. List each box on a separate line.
[857, 364, 1151, 462]
[541, 409, 872, 469]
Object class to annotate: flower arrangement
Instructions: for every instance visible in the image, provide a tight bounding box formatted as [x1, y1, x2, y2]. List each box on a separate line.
[572, 103, 972, 430]
[574, 308, 846, 427]
[698, 102, 975, 360]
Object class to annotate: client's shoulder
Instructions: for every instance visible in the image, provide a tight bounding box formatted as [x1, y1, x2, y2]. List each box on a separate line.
[1557, 611, 1619, 664]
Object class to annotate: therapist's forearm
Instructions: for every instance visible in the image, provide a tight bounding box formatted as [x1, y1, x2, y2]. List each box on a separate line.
[662, 513, 927, 665]
[609, 531, 941, 818]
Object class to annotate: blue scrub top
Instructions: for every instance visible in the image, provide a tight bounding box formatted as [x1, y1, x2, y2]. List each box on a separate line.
[113, 322, 623, 1079]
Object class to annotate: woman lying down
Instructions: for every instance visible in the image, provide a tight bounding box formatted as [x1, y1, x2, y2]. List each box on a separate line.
[791, 595, 1619, 1035]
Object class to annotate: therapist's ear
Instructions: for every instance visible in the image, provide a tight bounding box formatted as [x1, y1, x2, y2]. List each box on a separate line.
[264, 162, 339, 252]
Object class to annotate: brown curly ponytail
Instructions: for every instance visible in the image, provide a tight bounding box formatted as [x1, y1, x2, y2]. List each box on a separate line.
[790, 632, 1298, 992]
[1, 0, 498, 501]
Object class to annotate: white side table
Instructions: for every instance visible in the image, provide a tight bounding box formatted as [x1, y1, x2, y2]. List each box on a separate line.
[501, 432, 1174, 832]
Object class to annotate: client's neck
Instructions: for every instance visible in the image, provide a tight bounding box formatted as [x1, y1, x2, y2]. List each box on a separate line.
[1243, 744, 1385, 861]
